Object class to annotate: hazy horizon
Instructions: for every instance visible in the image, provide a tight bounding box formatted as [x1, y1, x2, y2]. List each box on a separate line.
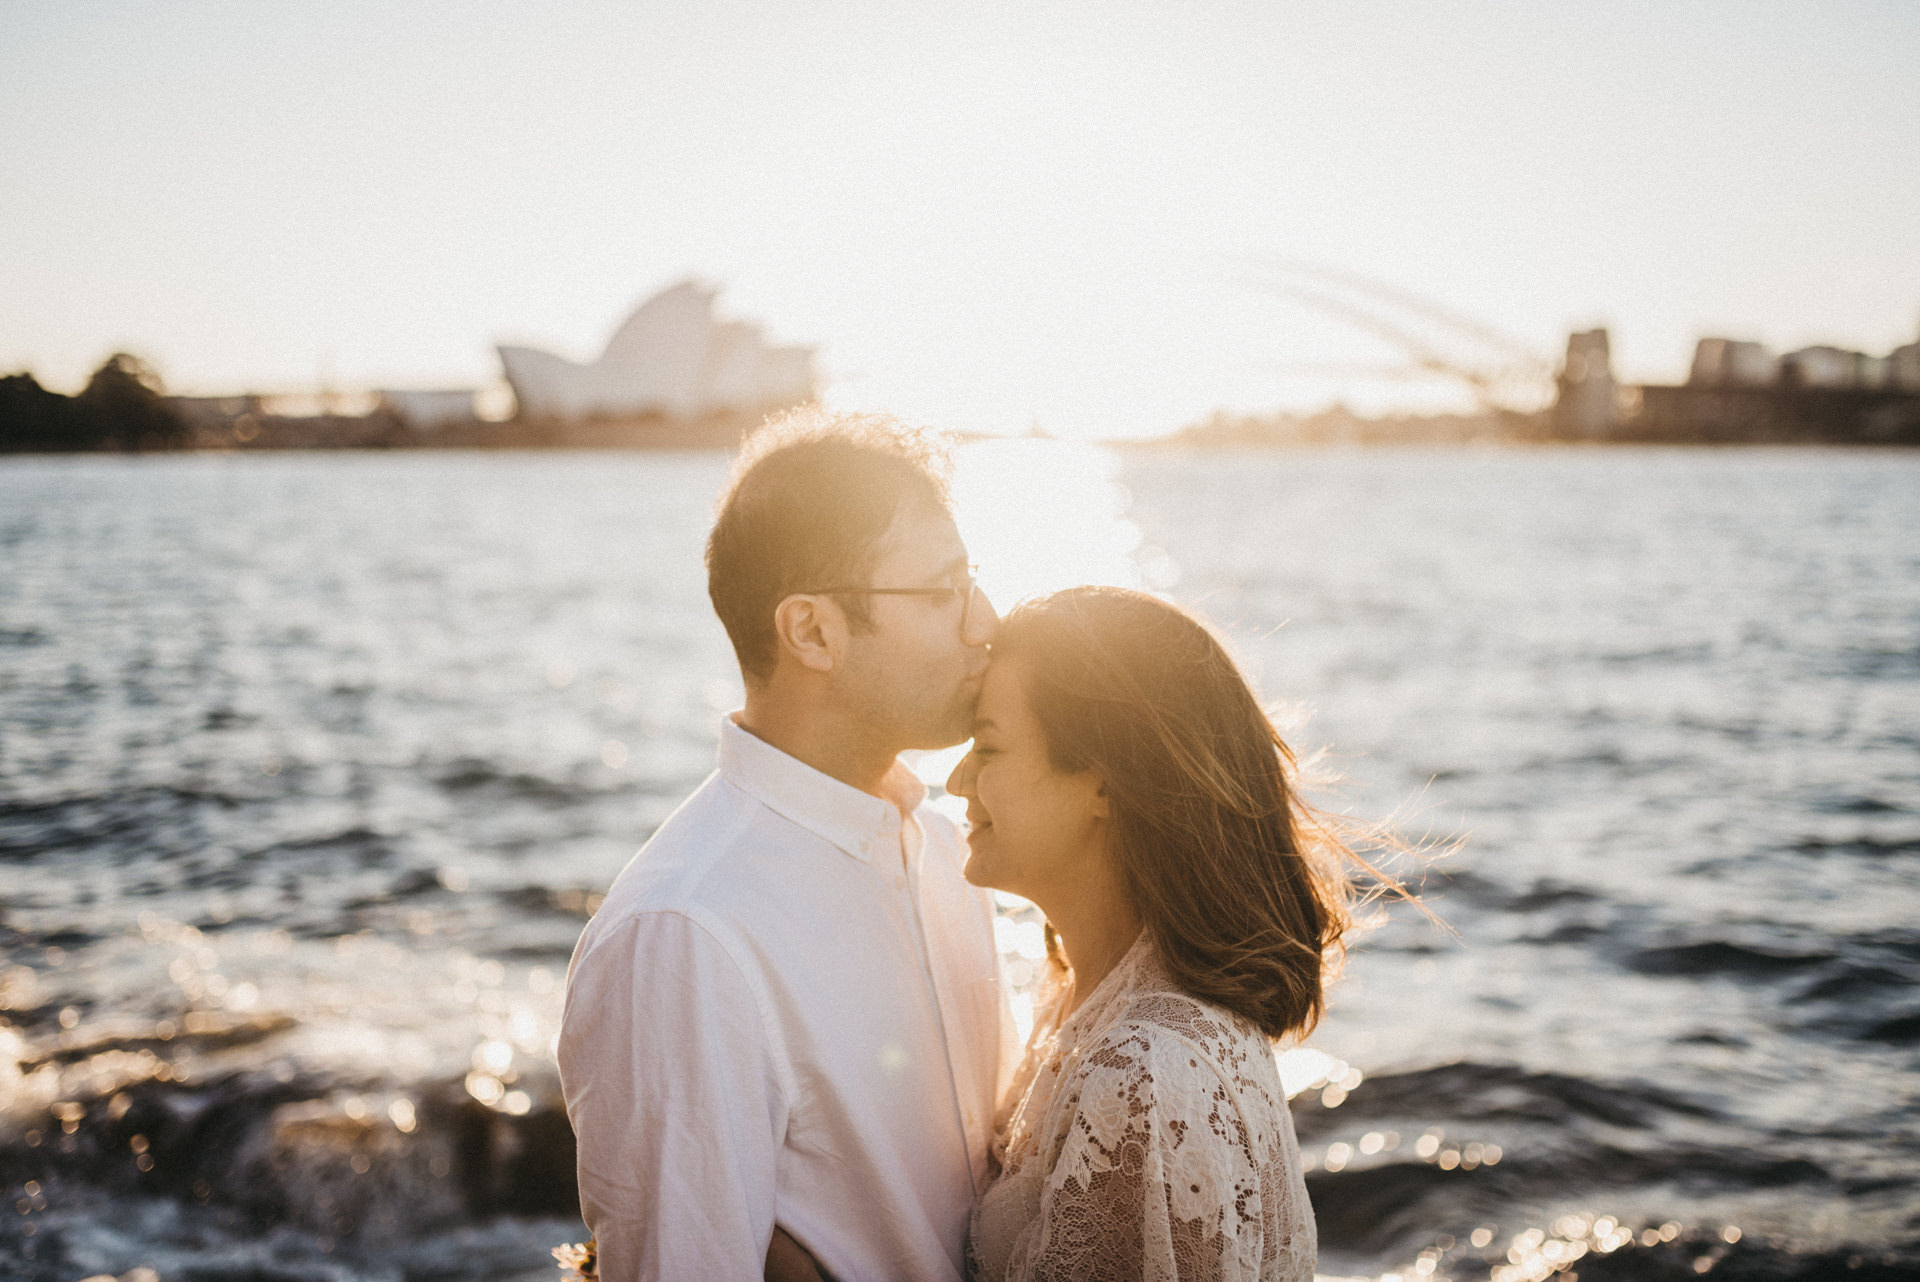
[4, 0, 1917, 439]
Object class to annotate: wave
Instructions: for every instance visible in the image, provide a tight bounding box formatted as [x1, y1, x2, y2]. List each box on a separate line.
[1421, 868, 1596, 912]
[1291, 1060, 1913, 1274]
[16, 1014, 296, 1073]
[1322, 1220, 1920, 1282]
[1860, 1011, 1920, 1044]
[1293, 1060, 1721, 1137]
[1807, 793, 1908, 816]
[1791, 835, 1920, 858]
[2, 1066, 579, 1245]
[1791, 964, 1911, 1003]
[430, 757, 592, 806]
[1595, 642, 1717, 667]
[494, 884, 605, 920]
[1309, 1147, 1834, 1257]
[0, 785, 254, 861]
[1625, 941, 1837, 978]
[1502, 880, 1604, 913]
[267, 827, 396, 865]
[1835, 645, 1920, 680]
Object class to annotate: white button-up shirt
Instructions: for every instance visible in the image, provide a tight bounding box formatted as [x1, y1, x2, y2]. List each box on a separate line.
[559, 717, 1011, 1282]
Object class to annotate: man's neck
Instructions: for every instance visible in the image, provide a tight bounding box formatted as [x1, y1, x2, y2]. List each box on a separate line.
[738, 693, 898, 799]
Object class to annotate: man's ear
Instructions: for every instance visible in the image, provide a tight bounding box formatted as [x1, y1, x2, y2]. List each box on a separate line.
[1089, 777, 1111, 820]
[772, 594, 843, 674]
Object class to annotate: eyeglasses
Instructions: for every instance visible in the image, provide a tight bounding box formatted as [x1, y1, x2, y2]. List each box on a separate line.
[798, 564, 983, 633]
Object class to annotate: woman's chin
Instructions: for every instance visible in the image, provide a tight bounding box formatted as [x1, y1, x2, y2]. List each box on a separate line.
[961, 840, 999, 889]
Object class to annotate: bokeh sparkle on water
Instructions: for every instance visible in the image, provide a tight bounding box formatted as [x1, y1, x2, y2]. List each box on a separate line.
[1, 445, 1916, 1280]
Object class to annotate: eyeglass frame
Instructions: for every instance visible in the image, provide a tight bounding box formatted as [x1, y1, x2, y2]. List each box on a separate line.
[794, 563, 983, 634]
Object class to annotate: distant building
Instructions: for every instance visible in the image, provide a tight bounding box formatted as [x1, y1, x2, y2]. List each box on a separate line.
[1782, 345, 1875, 389]
[497, 281, 815, 421]
[1552, 329, 1617, 438]
[1690, 338, 1777, 387]
[1611, 324, 1920, 445]
[1689, 334, 1920, 393]
[378, 388, 477, 428]
[1891, 341, 1920, 392]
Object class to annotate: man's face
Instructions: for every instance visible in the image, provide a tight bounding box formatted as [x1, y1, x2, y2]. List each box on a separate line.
[836, 501, 999, 753]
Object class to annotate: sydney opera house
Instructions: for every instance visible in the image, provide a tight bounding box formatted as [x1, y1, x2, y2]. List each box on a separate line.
[497, 280, 815, 423]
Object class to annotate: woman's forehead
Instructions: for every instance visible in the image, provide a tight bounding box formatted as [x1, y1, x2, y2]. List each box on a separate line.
[978, 657, 1033, 724]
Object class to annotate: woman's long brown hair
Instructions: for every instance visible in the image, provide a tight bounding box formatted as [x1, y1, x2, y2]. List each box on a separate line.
[995, 585, 1377, 1042]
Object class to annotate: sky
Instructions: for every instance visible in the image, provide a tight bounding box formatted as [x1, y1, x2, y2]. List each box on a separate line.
[3, 0, 1918, 439]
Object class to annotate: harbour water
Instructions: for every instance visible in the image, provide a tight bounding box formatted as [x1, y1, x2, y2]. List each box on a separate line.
[1, 445, 1916, 1280]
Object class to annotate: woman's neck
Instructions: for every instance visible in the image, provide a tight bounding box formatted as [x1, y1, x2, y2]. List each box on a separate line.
[1041, 866, 1143, 1015]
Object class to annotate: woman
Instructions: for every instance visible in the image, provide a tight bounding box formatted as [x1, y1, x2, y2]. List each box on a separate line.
[948, 586, 1366, 1282]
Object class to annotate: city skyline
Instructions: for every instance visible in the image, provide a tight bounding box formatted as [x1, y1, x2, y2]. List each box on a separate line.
[4, 0, 1917, 439]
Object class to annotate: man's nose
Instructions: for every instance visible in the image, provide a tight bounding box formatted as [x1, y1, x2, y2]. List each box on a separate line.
[963, 588, 999, 646]
[945, 751, 977, 798]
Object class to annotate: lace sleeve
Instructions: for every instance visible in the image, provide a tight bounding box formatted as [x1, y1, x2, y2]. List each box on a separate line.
[998, 1013, 1283, 1282]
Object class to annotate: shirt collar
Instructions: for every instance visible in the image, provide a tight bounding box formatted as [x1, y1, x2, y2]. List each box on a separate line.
[717, 715, 928, 864]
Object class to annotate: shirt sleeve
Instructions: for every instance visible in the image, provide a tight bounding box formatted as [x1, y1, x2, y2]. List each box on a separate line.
[1002, 1024, 1269, 1282]
[558, 909, 789, 1282]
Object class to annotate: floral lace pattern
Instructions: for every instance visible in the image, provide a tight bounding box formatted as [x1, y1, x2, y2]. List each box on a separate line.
[969, 937, 1315, 1281]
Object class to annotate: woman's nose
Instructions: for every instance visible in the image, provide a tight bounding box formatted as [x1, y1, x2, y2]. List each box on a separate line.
[945, 751, 977, 798]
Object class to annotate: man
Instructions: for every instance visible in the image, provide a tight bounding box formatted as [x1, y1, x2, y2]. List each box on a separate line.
[558, 411, 1010, 1281]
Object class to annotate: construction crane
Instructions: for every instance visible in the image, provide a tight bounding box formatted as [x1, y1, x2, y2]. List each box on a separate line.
[1243, 261, 1557, 415]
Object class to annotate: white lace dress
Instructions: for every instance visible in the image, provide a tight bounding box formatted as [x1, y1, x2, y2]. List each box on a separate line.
[967, 935, 1316, 1282]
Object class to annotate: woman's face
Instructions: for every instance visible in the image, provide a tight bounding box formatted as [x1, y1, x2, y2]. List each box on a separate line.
[945, 655, 1108, 903]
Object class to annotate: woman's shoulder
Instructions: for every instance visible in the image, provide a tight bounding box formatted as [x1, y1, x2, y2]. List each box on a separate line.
[1072, 962, 1282, 1109]
[1104, 948, 1271, 1056]
[1116, 986, 1257, 1052]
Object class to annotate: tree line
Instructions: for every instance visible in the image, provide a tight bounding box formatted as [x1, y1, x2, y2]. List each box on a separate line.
[0, 354, 190, 452]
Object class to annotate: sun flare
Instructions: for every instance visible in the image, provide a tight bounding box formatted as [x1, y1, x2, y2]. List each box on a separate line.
[910, 437, 1170, 789]
[952, 437, 1155, 609]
